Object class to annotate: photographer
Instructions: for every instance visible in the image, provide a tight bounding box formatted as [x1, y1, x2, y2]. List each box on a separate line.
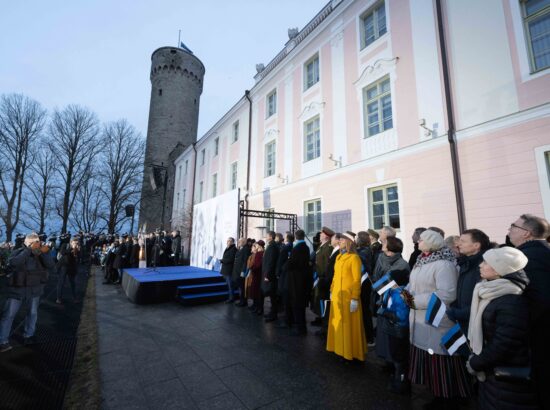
[0, 233, 54, 352]
[55, 237, 81, 304]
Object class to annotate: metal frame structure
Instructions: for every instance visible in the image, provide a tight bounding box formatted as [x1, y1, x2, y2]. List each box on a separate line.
[239, 200, 298, 238]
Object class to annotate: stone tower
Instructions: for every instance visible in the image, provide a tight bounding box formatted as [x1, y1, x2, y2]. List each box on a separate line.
[139, 46, 205, 232]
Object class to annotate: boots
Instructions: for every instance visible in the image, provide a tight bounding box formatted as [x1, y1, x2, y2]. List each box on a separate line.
[388, 364, 410, 395]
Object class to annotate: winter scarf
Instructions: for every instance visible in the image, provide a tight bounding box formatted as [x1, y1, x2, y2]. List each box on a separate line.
[413, 246, 456, 269]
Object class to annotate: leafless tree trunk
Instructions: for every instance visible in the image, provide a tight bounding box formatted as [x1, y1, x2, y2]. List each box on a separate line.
[69, 172, 106, 233]
[21, 144, 56, 233]
[49, 105, 100, 234]
[100, 120, 144, 234]
[0, 94, 46, 241]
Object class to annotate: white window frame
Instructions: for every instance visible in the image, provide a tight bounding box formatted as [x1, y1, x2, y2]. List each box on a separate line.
[304, 116, 321, 162]
[265, 208, 275, 233]
[212, 173, 218, 197]
[198, 181, 204, 202]
[232, 120, 239, 143]
[264, 140, 276, 177]
[521, 0, 550, 73]
[363, 75, 393, 138]
[266, 89, 277, 118]
[535, 145, 550, 219]
[368, 183, 400, 230]
[360, 1, 387, 50]
[304, 199, 322, 236]
[230, 161, 238, 190]
[303, 54, 320, 91]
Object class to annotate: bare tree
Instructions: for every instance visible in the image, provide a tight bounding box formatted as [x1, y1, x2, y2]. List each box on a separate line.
[21, 144, 56, 233]
[0, 94, 47, 241]
[100, 120, 144, 234]
[69, 172, 106, 233]
[50, 105, 100, 233]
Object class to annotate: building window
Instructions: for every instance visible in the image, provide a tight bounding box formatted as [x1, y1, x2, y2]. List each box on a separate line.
[201, 149, 205, 165]
[230, 161, 238, 190]
[198, 181, 203, 202]
[159, 89, 163, 96]
[265, 208, 275, 232]
[265, 141, 276, 177]
[178, 165, 182, 186]
[304, 54, 320, 90]
[360, 1, 387, 50]
[522, 0, 550, 72]
[214, 137, 219, 156]
[232, 120, 239, 143]
[304, 116, 321, 162]
[176, 192, 180, 210]
[369, 184, 400, 230]
[182, 189, 186, 207]
[212, 173, 217, 197]
[266, 89, 277, 118]
[304, 199, 322, 236]
[184, 160, 188, 175]
[363, 76, 392, 137]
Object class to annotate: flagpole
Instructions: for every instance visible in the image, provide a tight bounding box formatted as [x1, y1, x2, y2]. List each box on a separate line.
[178, 29, 181, 47]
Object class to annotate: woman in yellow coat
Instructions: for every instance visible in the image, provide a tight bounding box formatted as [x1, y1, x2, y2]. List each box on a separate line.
[326, 232, 367, 361]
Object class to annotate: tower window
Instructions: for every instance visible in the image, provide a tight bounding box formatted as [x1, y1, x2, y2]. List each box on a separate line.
[159, 89, 163, 96]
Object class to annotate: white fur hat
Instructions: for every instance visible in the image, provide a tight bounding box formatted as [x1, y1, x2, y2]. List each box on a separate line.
[419, 229, 445, 251]
[483, 247, 528, 276]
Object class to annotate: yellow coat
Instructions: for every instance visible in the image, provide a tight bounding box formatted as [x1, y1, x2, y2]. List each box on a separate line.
[326, 252, 367, 361]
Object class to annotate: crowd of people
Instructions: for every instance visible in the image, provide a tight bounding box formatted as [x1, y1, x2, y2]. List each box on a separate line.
[218, 214, 550, 410]
[1, 213, 549, 409]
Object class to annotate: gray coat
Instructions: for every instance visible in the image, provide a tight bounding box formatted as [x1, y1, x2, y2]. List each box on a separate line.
[407, 258, 458, 355]
[7, 247, 55, 299]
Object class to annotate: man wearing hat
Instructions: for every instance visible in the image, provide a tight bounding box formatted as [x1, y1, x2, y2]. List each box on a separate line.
[311, 227, 334, 327]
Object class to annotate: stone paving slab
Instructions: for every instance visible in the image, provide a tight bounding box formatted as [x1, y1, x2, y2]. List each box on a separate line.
[96, 272, 448, 410]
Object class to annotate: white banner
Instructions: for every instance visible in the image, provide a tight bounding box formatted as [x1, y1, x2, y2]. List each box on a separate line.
[190, 189, 239, 270]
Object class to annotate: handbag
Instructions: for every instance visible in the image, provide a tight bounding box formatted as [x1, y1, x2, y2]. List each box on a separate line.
[493, 367, 531, 383]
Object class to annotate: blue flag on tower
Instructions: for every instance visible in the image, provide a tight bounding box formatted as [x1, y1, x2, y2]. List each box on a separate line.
[441, 323, 468, 355]
[180, 42, 193, 54]
[425, 293, 446, 327]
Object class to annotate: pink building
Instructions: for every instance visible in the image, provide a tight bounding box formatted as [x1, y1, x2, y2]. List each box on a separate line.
[172, 0, 550, 257]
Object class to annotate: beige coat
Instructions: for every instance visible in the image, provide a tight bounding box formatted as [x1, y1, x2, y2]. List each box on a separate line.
[408, 258, 458, 355]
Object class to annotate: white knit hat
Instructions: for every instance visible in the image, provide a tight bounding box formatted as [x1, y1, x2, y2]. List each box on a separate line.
[419, 229, 445, 251]
[483, 247, 528, 276]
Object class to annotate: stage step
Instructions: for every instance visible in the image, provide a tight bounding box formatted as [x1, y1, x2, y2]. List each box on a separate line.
[176, 280, 239, 305]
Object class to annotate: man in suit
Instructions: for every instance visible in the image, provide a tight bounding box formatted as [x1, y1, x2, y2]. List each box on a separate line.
[262, 231, 280, 322]
[220, 237, 237, 303]
[311, 227, 334, 327]
[284, 230, 313, 336]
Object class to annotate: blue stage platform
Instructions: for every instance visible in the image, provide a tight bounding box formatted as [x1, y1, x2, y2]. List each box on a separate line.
[121, 266, 233, 304]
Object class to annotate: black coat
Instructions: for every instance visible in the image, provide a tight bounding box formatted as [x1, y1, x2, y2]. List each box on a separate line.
[518, 240, 550, 409]
[448, 252, 483, 333]
[519, 240, 550, 321]
[469, 271, 537, 410]
[220, 244, 237, 276]
[130, 243, 140, 268]
[285, 242, 313, 308]
[262, 241, 279, 281]
[356, 246, 372, 275]
[408, 243, 421, 269]
[232, 245, 250, 281]
[277, 242, 293, 296]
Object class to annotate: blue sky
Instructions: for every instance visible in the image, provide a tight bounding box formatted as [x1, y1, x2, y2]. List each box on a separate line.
[0, 0, 327, 138]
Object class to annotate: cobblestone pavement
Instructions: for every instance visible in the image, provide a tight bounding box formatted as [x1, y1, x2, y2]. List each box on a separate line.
[96, 273, 453, 410]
